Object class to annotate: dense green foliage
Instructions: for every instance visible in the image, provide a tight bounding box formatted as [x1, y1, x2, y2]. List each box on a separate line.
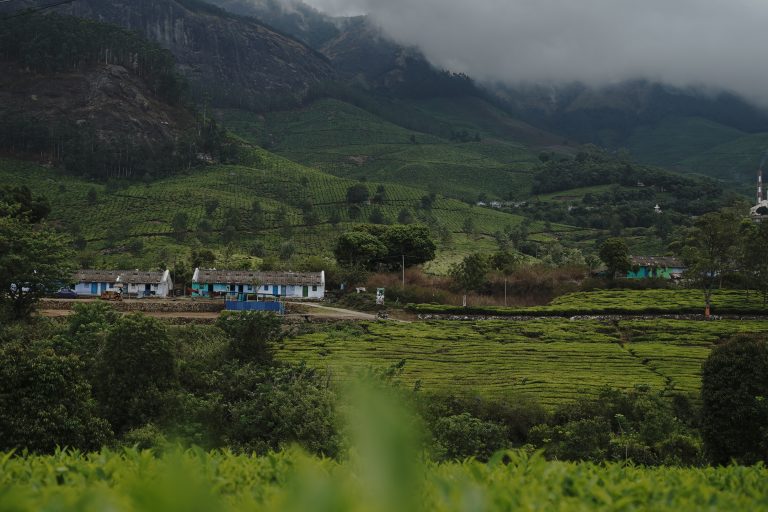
[0, 341, 111, 453]
[701, 334, 768, 465]
[599, 238, 631, 280]
[527, 150, 733, 231]
[0, 185, 50, 222]
[0, 215, 74, 319]
[335, 224, 437, 270]
[530, 386, 703, 465]
[94, 315, 176, 435]
[1, 448, 766, 511]
[216, 311, 282, 363]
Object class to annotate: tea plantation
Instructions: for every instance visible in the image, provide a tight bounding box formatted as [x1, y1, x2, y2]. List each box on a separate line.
[2, 448, 766, 511]
[277, 318, 768, 405]
[409, 288, 768, 316]
[0, 156, 574, 269]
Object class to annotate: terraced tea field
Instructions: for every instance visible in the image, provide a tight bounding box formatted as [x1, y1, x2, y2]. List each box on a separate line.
[1, 156, 571, 268]
[410, 288, 768, 316]
[277, 319, 768, 405]
[218, 99, 540, 202]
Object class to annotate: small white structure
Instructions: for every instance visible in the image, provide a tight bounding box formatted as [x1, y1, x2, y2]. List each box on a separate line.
[192, 269, 325, 300]
[73, 269, 173, 298]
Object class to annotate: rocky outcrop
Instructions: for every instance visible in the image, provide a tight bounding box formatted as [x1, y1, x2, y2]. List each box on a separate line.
[0, 61, 192, 149]
[56, 0, 335, 108]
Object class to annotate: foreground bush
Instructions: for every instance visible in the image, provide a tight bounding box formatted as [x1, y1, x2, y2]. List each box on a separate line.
[0, 448, 766, 511]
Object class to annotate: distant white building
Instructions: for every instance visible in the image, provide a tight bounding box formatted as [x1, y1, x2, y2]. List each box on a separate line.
[73, 269, 173, 298]
[192, 269, 325, 300]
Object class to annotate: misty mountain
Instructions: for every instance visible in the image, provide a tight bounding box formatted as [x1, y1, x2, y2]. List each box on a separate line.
[204, 0, 342, 47]
[491, 81, 768, 145]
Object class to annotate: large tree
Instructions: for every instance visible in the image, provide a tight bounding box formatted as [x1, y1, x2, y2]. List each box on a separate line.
[598, 238, 630, 280]
[350, 224, 437, 270]
[333, 231, 388, 269]
[682, 210, 740, 318]
[0, 215, 74, 319]
[449, 253, 489, 305]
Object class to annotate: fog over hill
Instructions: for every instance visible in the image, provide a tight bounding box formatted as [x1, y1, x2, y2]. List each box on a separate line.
[295, 0, 768, 108]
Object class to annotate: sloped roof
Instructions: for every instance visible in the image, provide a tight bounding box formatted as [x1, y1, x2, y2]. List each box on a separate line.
[74, 269, 167, 284]
[195, 270, 323, 286]
[630, 256, 685, 268]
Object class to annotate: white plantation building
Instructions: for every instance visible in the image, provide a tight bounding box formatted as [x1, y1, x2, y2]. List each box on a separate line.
[72, 269, 173, 298]
[192, 269, 325, 300]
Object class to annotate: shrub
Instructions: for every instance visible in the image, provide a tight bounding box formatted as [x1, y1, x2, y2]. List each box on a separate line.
[0, 340, 111, 452]
[432, 413, 508, 461]
[529, 417, 612, 463]
[216, 311, 283, 364]
[93, 314, 176, 435]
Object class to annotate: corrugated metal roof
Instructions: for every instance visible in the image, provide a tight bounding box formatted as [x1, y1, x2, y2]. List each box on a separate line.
[195, 270, 323, 286]
[630, 256, 685, 268]
[74, 269, 166, 284]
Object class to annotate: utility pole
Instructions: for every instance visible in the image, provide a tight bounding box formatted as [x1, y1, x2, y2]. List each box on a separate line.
[402, 254, 405, 288]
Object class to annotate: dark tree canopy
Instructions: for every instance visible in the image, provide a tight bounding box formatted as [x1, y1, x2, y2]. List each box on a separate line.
[701, 334, 768, 465]
[334, 231, 388, 269]
[0, 186, 51, 222]
[449, 253, 489, 293]
[354, 224, 437, 269]
[0, 216, 75, 319]
[345, 184, 370, 204]
[0, 341, 111, 453]
[682, 210, 741, 315]
[598, 238, 631, 280]
[217, 311, 283, 364]
[94, 314, 176, 435]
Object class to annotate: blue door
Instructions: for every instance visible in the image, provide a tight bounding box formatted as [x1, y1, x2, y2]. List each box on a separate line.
[91, 282, 98, 295]
[272, 285, 279, 296]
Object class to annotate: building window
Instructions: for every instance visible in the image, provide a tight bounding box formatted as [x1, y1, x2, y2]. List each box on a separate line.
[264, 285, 269, 291]
[312, 285, 318, 292]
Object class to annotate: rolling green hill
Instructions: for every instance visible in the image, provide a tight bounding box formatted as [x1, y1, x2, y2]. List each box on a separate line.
[1, 154, 580, 271]
[625, 116, 768, 186]
[217, 98, 544, 202]
[626, 116, 745, 168]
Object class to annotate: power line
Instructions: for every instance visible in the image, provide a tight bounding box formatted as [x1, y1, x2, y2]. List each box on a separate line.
[2, 0, 75, 20]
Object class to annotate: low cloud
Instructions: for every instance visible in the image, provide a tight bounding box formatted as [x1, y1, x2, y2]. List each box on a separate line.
[302, 0, 768, 105]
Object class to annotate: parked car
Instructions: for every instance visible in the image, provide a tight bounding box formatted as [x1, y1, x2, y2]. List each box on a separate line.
[55, 288, 78, 299]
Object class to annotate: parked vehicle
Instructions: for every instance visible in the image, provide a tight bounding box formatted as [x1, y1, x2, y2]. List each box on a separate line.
[55, 288, 78, 299]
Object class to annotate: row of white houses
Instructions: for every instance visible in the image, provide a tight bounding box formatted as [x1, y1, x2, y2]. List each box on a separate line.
[70, 269, 326, 299]
[72, 270, 173, 298]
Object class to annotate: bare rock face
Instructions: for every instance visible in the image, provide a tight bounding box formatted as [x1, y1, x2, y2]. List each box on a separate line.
[0, 61, 193, 148]
[19, 0, 335, 109]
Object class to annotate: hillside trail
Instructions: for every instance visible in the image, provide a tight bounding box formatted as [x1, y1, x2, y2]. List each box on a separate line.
[286, 302, 410, 322]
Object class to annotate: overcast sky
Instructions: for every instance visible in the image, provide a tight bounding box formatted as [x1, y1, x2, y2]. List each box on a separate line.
[299, 0, 768, 105]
